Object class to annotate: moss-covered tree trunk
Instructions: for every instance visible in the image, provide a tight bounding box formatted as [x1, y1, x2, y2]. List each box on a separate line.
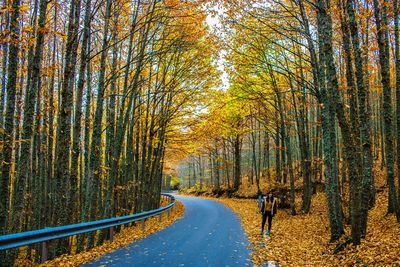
[393, 0, 400, 222]
[1, 0, 20, 238]
[373, 0, 399, 217]
[54, 0, 81, 254]
[87, 0, 113, 249]
[346, 0, 374, 236]
[316, 0, 345, 242]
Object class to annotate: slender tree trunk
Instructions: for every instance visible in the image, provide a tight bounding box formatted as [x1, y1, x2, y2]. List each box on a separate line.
[316, 0, 345, 242]
[264, 131, 271, 183]
[0, 0, 20, 240]
[233, 133, 241, 191]
[12, 0, 49, 248]
[394, 0, 400, 221]
[71, 0, 90, 225]
[103, 10, 120, 226]
[214, 145, 220, 189]
[346, 0, 374, 235]
[54, 0, 81, 254]
[373, 0, 399, 217]
[74, 0, 91, 252]
[290, 55, 312, 212]
[87, 0, 113, 249]
[275, 114, 281, 183]
[269, 64, 296, 214]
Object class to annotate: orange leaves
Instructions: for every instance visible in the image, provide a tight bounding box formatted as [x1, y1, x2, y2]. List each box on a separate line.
[0, 3, 29, 14]
[38, 27, 50, 35]
[21, 26, 33, 33]
[325, 191, 400, 266]
[19, 4, 31, 14]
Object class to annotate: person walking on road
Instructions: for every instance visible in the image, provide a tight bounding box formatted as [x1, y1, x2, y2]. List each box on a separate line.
[259, 190, 277, 237]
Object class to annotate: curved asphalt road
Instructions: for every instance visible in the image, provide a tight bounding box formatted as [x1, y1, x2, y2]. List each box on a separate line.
[82, 195, 251, 267]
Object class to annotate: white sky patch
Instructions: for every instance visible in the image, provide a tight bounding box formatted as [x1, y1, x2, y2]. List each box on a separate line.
[206, 12, 220, 29]
[205, 5, 230, 91]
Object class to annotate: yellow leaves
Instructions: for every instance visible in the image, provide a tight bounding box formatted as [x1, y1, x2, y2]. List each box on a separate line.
[55, 31, 67, 42]
[38, 27, 50, 35]
[0, 4, 29, 14]
[22, 26, 33, 33]
[19, 4, 30, 14]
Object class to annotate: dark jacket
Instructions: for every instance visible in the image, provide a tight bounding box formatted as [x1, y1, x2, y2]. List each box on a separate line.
[259, 196, 277, 216]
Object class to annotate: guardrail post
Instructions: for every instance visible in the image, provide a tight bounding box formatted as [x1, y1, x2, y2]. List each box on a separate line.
[109, 226, 114, 242]
[159, 213, 162, 222]
[141, 219, 145, 231]
[40, 241, 47, 263]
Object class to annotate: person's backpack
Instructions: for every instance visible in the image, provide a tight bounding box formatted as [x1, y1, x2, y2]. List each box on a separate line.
[261, 196, 269, 214]
[257, 193, 263, 209]
[272, 197, 278, 216]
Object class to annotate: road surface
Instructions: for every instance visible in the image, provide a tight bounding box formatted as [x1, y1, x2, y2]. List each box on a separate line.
[82, 195, 252, 267]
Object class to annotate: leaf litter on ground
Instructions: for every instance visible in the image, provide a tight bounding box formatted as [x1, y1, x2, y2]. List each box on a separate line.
[218, 190, 400, 267]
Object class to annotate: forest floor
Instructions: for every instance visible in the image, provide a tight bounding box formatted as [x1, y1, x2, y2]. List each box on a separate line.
[219, 190, 399, 266]
[17, 200, 185, 267]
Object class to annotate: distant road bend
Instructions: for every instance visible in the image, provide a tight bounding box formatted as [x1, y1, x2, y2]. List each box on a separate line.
[82, 195, 252, 267]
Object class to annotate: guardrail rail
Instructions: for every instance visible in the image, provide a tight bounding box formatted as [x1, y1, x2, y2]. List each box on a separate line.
[0, 193, 176, 263]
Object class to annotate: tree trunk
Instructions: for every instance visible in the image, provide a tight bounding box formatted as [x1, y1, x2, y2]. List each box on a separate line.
[316, 0, 345, 242]
[87, 0, 113, 249]
[54, 0, 81, 254]
[346, 0, 374, 236]
[233, 134, 241, 191]
[1, 0, 20, 240]
[394, 0, 400, 221]
[373, 0, 399, 217]
[71, 0, 91, 225]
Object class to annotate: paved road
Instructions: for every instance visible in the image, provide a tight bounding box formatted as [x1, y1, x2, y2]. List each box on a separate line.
[82, 195, 251, 267]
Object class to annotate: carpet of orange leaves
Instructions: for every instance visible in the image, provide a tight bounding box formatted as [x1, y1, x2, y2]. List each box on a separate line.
[219, 191, 400, 267]
[20, 201, 185, 267]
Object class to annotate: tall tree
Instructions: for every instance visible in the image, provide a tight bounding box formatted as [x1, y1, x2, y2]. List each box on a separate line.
[373, 0, 399, 217]
[394, 0, 400, 221]
[53, 0, 81, 254]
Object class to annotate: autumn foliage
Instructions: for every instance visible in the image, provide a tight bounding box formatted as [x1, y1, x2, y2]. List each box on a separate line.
[1, 0, 400, 265]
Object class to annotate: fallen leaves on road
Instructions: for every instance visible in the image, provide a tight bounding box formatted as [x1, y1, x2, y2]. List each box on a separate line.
[38, 201, 184, 267]
[219, 191, 400, 267]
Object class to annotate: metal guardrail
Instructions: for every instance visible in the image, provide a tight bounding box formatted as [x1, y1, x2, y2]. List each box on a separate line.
[0, 193, 176, 263]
